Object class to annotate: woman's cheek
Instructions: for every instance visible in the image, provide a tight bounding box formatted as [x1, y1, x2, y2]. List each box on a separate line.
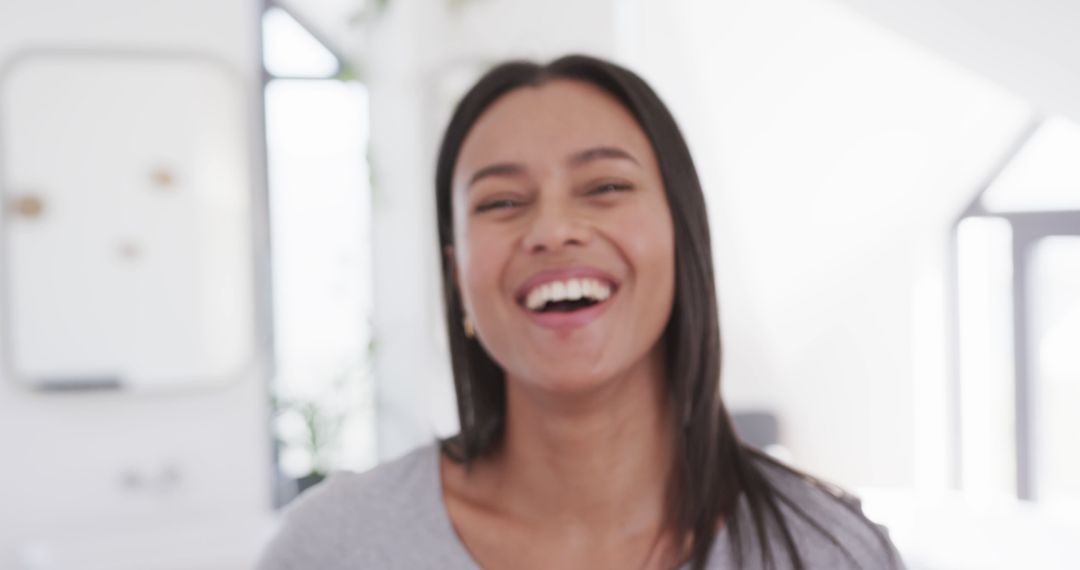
[623, 207, 676, 314]
[614, 205, 671, 261]
[462, 228, 510, 311]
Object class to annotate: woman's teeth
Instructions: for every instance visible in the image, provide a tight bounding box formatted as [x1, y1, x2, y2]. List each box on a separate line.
[524, 278, 612, 311]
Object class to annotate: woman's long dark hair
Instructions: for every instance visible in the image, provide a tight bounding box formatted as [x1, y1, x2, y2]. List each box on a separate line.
[434, 54, 894, 570]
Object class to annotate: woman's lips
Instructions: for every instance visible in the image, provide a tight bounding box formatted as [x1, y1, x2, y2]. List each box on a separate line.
[521, 293, 615, 331]
[513, 266, 619, 331]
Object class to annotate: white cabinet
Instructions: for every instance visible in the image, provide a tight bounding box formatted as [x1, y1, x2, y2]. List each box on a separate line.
[0, 52, 258, 391]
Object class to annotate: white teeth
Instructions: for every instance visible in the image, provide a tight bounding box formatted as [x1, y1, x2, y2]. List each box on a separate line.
[523, 277, 613, 311]
[580, 280, 590, 298]
[550, 281, 567, 302]
[566, 279, 582, 300]
[526, 288, 545, 311]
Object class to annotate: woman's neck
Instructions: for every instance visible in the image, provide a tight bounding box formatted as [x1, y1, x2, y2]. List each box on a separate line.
[487, 347, 675, 539]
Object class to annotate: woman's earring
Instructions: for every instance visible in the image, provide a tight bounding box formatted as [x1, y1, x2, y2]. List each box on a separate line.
[463, 315, 476, 338]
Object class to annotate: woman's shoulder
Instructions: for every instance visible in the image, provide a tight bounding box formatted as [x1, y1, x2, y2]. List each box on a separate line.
[255, 440, 456, 570]
[294, 441, 435, 517]
[745, 454, 905, 569]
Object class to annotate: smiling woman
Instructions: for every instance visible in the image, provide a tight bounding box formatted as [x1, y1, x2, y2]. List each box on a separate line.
[447, 78, 675, 406]
[256, 55, 905, 570]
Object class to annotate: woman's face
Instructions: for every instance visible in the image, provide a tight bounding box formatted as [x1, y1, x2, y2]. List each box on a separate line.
[451, 79, 675, 394]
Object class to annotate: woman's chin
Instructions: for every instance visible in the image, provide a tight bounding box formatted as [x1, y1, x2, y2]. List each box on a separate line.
[511, 364, 618, 399]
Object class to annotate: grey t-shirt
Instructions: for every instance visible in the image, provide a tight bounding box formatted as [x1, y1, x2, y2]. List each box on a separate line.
[256, 441, 904, 569]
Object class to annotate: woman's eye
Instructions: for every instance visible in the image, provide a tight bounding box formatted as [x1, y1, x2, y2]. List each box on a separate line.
[475, 198, 521, 213]
[589, 182, 633, 195]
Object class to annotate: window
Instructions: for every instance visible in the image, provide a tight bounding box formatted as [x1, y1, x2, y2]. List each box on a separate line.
[952, 116, 1080, 506]
[261, 4, 375, 504]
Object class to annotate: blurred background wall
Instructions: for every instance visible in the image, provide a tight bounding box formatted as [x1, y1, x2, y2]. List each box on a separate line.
[0, 0, 1078, 568]
[0, 1, 273, 568]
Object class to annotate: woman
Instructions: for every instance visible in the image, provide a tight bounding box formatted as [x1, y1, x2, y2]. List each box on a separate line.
[257, 55, 904, 570]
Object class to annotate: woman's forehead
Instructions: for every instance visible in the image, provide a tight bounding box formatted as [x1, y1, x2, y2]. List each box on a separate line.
[454, 79, 654, 176]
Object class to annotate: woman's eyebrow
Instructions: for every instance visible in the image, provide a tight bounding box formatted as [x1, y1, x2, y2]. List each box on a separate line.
[567, 146, 640, 168]
[466, 146, 639, 190]
[467, 162, 527, 189]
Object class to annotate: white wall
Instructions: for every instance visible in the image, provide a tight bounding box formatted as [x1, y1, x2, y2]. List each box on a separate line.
[627, 0, 1034, 489]
[0, 0, 272, 565]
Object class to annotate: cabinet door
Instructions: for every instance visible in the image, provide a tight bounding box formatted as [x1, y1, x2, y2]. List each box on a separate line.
[0, 53, 256, 391]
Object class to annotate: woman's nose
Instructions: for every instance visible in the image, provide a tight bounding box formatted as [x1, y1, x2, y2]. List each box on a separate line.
[520, 198, 591, 254]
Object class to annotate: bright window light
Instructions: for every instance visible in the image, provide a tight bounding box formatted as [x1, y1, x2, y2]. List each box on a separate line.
[262, 5, 375, 489]
[262, 7, 340, 78]
[265, 78, 375, 476]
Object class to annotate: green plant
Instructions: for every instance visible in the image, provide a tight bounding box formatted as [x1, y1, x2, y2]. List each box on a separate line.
[271, 339, 376, 480]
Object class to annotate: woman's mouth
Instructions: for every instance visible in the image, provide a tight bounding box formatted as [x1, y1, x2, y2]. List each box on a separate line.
[515, 270, 619, 330]
[523, 277, 612, 313]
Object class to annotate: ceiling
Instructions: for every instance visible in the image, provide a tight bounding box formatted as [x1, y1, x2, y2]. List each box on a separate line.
[276, 0, 1080, 123]
[833, 0, 1080, 123]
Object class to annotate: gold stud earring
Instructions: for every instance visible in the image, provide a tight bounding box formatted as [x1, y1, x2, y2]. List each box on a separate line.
[463, 315, 476, 338]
